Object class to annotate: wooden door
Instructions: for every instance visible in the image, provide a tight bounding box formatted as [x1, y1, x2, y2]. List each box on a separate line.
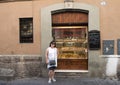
[52, 9, 88, 70]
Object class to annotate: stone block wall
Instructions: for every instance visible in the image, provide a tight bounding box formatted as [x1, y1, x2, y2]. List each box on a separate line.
[1, 54, 120, 80]
[0, 55, 42, 80]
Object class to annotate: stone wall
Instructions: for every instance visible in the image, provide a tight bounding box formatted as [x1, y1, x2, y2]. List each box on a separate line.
[0, 55, 42, 80]
[0, 54, 120, 80]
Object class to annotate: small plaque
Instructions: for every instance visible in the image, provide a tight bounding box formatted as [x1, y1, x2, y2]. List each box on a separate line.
[64, 2, 73, 8]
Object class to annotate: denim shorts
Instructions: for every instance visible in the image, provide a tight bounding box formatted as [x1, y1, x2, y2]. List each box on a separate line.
[49, 66, 56, 70]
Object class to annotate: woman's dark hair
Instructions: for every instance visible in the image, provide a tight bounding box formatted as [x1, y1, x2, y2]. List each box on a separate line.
[49, 41, 56, 47]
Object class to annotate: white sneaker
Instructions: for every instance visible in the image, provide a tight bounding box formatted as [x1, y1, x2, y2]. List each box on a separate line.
[52, 78, 56, 82]
[48, 79, 52, 84]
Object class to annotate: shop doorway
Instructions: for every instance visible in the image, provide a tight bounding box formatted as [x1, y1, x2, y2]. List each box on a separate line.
[51, 9, 88, 71]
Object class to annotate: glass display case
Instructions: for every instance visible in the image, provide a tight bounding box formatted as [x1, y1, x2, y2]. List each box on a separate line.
[52, 26, 88, 70]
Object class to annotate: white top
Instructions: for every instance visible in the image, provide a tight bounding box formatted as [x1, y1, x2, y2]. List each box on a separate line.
[47, 47, 57, 68]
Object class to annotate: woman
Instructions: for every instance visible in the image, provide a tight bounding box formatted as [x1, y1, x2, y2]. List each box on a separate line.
[45, 41, 58, 83]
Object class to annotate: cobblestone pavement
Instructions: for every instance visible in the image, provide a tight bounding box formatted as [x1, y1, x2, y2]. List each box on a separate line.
[0, 77, 120, 85]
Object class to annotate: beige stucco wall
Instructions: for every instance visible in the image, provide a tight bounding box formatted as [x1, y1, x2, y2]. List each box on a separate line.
[0, 1, 39, 54]
[0, 0, 120, 54]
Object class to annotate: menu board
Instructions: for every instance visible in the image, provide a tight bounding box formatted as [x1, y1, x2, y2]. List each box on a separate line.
[88, 30, 100, 50]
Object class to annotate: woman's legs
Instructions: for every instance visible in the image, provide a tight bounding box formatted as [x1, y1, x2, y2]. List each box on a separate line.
[48, 70, 52, 83]
[48, 68, 56, 83]
[48, 70, 55, 79]
[48, 70, 53, 78]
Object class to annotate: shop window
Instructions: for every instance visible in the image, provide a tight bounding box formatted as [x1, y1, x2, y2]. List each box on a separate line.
[19, 18, 33, 43]
[52, 26, 88, 70]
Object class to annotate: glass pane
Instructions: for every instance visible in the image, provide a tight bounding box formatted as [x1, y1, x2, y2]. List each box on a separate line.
[19, 18, 33, 43]
[52, 27, 88, 59]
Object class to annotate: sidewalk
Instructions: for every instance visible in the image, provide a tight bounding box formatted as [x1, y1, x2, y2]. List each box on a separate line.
[0, 77, 120, 85]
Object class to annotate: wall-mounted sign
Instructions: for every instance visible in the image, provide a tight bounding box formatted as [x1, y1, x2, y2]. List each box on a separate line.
[102, 40, 114, 55]
[88, 30, 100, 50]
